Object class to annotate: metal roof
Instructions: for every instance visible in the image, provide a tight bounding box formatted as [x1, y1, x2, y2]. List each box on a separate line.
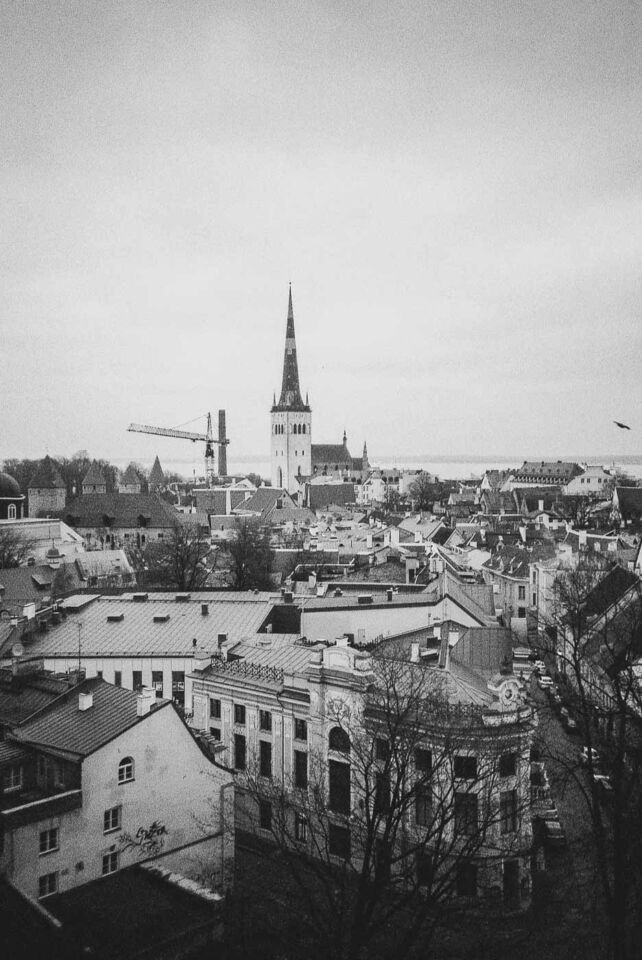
[24, 595, 275, 658]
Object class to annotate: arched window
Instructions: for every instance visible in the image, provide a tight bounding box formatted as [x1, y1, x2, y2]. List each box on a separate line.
[329, 727, 350, 754]
[302, 424, 306, 434]
[118, 757, 134, 784]
[8, 504, 16, 519]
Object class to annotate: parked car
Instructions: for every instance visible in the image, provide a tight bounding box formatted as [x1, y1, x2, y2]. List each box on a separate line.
[580, 747, 601, 767]
[543, 819, 567, 847]
[593, 774, 614, 801]
[533, 660, 546, 673]
[538, 676, 554, 689]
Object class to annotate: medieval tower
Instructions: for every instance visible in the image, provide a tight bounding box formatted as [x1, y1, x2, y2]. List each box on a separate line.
[270, 287, 311, 492]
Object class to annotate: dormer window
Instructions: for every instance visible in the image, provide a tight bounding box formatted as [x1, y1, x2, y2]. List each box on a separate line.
[118, 757, 134, 784]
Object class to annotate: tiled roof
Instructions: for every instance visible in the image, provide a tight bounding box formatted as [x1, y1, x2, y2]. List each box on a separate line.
[13, 677, 170, 758]
[311, 444, 352, 464]
[264, 503, 316, 525]
[28, 456, 66, 490]
[0, 670, 81, 727]
[614, 486, 642, 513]
[120, 464, 142, 485]
[233, 488, 294, 517]
[61, 493, 184, 529]
[513, 461, 582, 481]
[450, 626, 512, 678]
[23, 594, 276, 658]
[582, 566, 639, 620]
[82, 461, 107, 485]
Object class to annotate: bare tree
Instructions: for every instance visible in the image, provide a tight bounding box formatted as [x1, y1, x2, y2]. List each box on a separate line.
[538, 562, 642, 960]
[239, 646, 534, 960]
[140, 522, 213, 591]
[228, 518, 273, 591]
[0, 526, 36, 569]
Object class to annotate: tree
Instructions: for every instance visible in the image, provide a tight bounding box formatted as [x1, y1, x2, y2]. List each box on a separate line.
[228, 518, 273, 591]
[538, 562, 642, 960]
[139, 522, 213, 590]
[239, 644, 534, 960]
[408, 475, 455, 513]
[0, 527, 36, 568]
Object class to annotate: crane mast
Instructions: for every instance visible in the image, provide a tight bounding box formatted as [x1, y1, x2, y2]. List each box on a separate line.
[128, 410, 229, 487]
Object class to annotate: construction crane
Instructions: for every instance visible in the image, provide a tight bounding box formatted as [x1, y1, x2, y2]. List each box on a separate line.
[128, 410, 229, 487]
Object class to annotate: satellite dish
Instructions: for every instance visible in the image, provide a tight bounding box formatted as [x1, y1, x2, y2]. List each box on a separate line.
[12, 642, 24, 658]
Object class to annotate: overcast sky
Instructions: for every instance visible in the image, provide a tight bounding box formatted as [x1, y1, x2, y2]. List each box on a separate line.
[3, 0, 641, 469]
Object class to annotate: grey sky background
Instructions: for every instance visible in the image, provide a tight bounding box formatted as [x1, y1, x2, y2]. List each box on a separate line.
[3, 0, 641, 468]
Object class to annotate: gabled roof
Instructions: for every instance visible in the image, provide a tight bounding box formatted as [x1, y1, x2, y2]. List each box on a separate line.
[28, 456, 66, 490]
[0, 669, 82, 728]
[311, 444, 353, 465]
[513, 461, 582, 481]
[582, 566, 640, 620]
[61, 493, 183, 529]
[120, 464, 141, 485]
[614, 486, 642, 514]
[233, 487, 295, 518]
[82, 462, 106, 486]
[12, 677, 170, 759]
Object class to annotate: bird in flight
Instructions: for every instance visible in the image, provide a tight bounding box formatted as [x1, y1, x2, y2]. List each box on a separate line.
[613, 420, 631, 430]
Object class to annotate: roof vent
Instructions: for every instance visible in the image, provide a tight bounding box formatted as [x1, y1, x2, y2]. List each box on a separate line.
[133, 593, 148, 602]
[78, 692, 93, 711]
[175, 593, 191, 602]
[201, 603, 209, 616]
[283, 591, 293, 604]
[357, 594, 374, 605]
[153, 614, 170, 623]
[107, 613, 124, 623]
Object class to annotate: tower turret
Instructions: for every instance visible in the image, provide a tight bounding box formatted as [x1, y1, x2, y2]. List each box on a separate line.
[270, 287, 312, 492]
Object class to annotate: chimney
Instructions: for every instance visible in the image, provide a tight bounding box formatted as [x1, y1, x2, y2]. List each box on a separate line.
[201, 602, 209, 616]
[410, 642, 420, 663]
[192, 649, 212, 672]
[366, 533, 373, 549]
[538, 499, 544, 511]
[78, 692, 93, 711]
[386, 588, 393, 602]
[218, 409, 227, 477]
[136, 687, 155, 717]
[217, 633, 227, 648]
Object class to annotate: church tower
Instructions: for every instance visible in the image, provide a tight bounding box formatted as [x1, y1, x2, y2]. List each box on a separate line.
[271, 287, 311, 492]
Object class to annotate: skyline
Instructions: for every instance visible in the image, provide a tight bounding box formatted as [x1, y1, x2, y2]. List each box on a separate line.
[3, 1, 641, 463]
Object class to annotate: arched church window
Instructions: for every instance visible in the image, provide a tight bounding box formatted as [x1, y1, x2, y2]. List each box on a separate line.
[8, 504, 17, 520]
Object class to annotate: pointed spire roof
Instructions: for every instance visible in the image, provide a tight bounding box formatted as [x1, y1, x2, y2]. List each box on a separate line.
[29, 455, 66, 490]
[273, 286, 310, 412]
[121, 464, 141, 485]
[82, 461, 106, 486]
[149, 456, 165, 486]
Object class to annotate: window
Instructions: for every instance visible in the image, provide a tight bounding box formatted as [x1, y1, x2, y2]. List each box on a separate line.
[454, 793, 478, 836]
[415, 785, 432, 827]
[500, 789, 518, 834]
[97, 670, 103, 679]
[329, 760, 350, 814]
[374, 772, 390, 814]
[518, 586, 526, 600]
[328, 823, 350, 859]
[118, 757, 134, 784]
[39, 828, 59, 854]
[209, 727, 221, 740]
[294, 718, 307, 741]
[132, 670, 143, 690]
[329, 727, 350, 754]
[8, 504, 17, 519]
[454, 755, 477, 780]
[152, 671, 164, 697]
[499, 753, 517, 777]
[295, 812, 308, 842]
[417, 851, 433, 887]
[103, 806, 121, 833]
[375, 737, 389, 761]
[172, 671, 185, 706]
[518, 607, 526, 619]
[259, 800, 272, 830]
[259, 710, 272, 732]
[234, 704, 246, 725]
[456, 861, 478, 897]
[38, 872, 58, 899]
[234, 734, 246, 771]
[102, 851, 119, 875]
[210, 698, 221, 720]
[415, 748, 432, 776]
[114, 671, 122, 687]
[532, 593, 537, 606]
[260, 741, 272, 779]
[3, 764, 22, 793]
[294, 750, 308, 789]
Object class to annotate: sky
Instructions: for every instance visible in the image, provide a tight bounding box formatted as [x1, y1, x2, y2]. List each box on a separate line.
[2, 0, 641, 471]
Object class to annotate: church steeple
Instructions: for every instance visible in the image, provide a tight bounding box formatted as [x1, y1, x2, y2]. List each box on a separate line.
[273, 285, 310, 412]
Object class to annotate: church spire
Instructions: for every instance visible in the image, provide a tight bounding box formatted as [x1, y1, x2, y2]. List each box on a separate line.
[274, 285, 309, 411]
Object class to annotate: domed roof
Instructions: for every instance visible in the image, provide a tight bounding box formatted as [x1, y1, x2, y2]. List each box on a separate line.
[0, 472, 23, 499]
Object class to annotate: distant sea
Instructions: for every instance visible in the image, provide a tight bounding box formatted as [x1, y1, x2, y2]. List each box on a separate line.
[112, 454, 642, 483]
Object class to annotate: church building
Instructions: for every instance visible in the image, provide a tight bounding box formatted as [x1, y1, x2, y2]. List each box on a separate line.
[270, 288, 368, 494]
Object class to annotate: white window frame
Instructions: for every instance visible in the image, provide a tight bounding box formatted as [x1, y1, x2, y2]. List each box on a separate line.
[118, 757, 134, 784]
[103, 805, 122, 834]
[38, 871, 58, 899]
[3, 764, 23, 793]
[102, 850, 119, 875]
[39, 827, 59, 855]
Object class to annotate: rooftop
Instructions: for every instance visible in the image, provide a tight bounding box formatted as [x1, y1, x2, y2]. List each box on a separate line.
[22, 594, 277, 658]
